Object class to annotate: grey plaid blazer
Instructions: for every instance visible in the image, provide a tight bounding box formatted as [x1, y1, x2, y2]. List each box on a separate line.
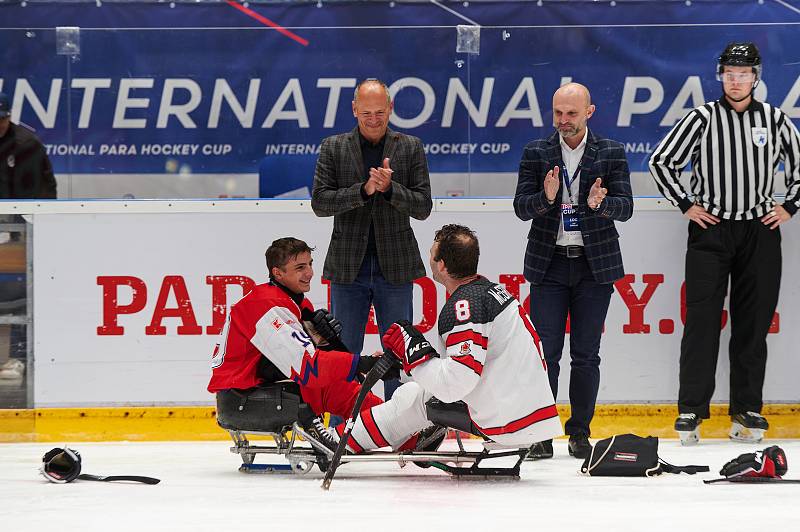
[312, 127, 432, 284]
[513, 130, 634, 284]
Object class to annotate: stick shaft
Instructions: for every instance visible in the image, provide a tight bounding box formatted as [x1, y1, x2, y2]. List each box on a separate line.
[78, 474, 160, 484]
[321, 356, 394, 490]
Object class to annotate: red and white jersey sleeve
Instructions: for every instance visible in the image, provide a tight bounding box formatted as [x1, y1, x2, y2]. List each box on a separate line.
[208, 284, 358, 393]
[250, 304, 317, 383]
[415, 278, 562, 447]
[411, 318, 487, 404]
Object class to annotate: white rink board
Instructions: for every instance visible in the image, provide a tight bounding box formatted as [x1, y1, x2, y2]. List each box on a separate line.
[32, 207, 800, 407]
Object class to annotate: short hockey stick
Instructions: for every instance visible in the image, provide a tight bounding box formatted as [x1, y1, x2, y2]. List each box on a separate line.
[78, 474, 160, 484]
[321, 354, 398, 490]
[704, 476, 800, 484]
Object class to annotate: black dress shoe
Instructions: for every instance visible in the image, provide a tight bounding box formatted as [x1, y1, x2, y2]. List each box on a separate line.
[524, 439, 553, 460]
[567, 434, 592, 459]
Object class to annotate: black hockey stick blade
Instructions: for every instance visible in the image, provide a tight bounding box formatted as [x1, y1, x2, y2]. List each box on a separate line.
[78, 473, 160, 485]
[321, 354, 398, 491]
[704, 476, 800, 484]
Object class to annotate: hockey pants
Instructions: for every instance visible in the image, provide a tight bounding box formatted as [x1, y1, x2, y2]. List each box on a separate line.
[335, 382, 434, 453]
[298, 350, 383, 419]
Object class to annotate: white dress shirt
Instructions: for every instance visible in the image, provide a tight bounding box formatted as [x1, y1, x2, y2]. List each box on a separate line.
[556, 129, 587, 247]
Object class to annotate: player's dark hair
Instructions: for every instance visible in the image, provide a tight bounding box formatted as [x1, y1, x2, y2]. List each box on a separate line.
[433, 224, 479, 279]
[266, 237, 314, 280]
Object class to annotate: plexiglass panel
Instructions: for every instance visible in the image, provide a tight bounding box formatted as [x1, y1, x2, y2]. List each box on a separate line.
[0, 0, 797, 201]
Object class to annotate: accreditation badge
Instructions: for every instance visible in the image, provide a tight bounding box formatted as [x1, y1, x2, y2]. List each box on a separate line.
[561, 203, 580, 232]
[751, 127, 768, 148]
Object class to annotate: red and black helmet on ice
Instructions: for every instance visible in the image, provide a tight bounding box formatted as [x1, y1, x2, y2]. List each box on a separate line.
[40, 447, 82, 483]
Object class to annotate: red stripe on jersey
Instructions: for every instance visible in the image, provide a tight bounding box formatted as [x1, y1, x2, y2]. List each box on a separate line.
[518, 305, 546, 370]
[451, 354, 483, 376]
[476, 404, 559, 436]
[446, 330, 488, 350]
[361, 408, 390, 448]
[335, 423, 365, 454]
[518, 306, 541, 348]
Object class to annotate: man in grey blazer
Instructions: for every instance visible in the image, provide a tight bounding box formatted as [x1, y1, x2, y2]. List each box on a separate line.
[312, 79, 432, 399]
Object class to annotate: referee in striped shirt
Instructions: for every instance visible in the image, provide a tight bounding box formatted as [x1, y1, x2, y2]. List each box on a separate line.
[650, 42, 800, 445]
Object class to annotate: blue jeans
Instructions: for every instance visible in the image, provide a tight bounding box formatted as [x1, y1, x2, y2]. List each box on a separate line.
[529, 254, 613, 437]
[330, 254, 413, 400]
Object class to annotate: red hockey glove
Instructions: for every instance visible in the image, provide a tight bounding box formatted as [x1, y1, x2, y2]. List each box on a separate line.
[720, 446, 788, 479]
[382, 320, 438, 375]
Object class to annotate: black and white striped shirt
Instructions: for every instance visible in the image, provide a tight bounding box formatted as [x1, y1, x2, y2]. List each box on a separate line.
[649, 97, 800, 220]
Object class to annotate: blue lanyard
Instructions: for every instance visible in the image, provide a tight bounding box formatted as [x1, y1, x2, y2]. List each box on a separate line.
[561, 163, 581, 203]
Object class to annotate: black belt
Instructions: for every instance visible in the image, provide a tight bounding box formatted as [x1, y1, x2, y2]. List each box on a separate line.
[554, 245, 584, 258]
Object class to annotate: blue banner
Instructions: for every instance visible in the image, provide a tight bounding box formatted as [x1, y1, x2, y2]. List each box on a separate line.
[1, 1, 799, 195]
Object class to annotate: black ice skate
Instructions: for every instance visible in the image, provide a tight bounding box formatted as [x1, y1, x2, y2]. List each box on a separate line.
[674, 413, 701, 446]
[413, 424, 448, 468]
[729, 412, 769, 443]
[524, 439, 554, 461]
[296, 405, 341, 469]
[416, 424, 447, 452]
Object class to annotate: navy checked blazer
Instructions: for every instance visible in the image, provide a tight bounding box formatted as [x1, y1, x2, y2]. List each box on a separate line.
[513, 130, 633, 284]
[312, 127, 432, 285]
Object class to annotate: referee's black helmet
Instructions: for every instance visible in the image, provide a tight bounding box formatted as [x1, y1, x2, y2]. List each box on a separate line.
[718, 42, 762, 80]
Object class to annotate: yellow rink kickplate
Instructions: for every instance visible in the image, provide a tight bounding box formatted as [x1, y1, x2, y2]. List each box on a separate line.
[1, 404, 799, 443]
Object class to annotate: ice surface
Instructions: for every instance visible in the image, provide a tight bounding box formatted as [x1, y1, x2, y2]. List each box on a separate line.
[2, 439, 800, 531]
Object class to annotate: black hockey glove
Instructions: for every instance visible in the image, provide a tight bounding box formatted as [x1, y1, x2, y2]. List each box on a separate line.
[382, 320, 438, 376]
[301, 308, 348, 351]
[310, 309, 343, 343]
[720, 446, 788, 479]
[357, 354, 401, 382]
[41, 447, 82, 483]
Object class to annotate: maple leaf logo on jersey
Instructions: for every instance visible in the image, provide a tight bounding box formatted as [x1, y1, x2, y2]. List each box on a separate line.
[459, 342, 472, 356]
[271, 318, 283, 330]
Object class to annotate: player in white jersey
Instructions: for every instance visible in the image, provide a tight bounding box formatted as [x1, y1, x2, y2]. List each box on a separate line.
[333, 224, 562, 453]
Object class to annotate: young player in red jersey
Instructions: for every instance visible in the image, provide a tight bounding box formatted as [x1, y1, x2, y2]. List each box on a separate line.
[208, 237, 383, 443]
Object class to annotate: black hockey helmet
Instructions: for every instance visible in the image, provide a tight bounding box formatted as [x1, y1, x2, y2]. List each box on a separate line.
[717, 42, 762, 80]
[40, 447, 82, 483]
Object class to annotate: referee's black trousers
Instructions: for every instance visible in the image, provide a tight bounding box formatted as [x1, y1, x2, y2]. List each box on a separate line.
[679, 219, 781, 419]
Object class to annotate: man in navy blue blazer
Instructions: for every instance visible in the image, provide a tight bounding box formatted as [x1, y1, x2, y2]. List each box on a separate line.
[513, 83, 633, 460]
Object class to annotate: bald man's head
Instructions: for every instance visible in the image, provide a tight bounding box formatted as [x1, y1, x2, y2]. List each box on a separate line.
[353, 79, 391, 105]
[554, 82, 591, 106]
[552, 83, 595, 146]
[352, 78, 393, 143]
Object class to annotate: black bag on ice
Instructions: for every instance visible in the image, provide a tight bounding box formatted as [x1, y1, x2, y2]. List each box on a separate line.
[580, 434, 709, 477]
